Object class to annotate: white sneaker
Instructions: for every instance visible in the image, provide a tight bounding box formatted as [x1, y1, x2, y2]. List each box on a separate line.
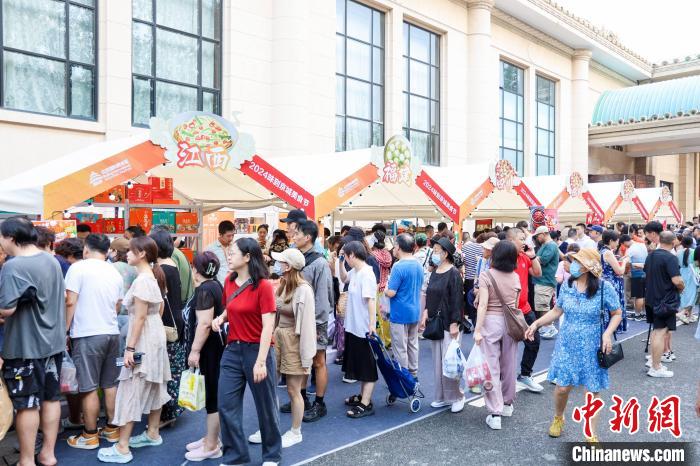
[281, 430, 302, 448]
[677, 313, 690, 324]
[450, 397, 466, 413]
[248, 430, 261, 444]
[486, 414, 502, 430]
[668, 351, 677, 361]
[645, 360, 668, 369]
[342, 377, 357, 384]
[647, 367, 674, 378]
[430, 400, 451, 408]
[502, 404, 513, 417]
[262, 463, 279, 466]
[661, 353, 674, 363]
[689, 314, 698, 322]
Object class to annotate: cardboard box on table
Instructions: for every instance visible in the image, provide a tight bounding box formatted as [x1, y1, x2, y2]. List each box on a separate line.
[129, 208, 153, 233]
[127, 184, 153, 204]
[175, 213, 199, 234]
[149, 177, 174, 200]
[100, 218, 125, 235]
[153, 211, 176, 233]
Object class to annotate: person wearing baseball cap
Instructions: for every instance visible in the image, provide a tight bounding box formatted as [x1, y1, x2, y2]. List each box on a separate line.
[532, 226, 560, 340]
[280, 209, 325, 255]
[588, 225, 604, 247]
[266, 248, 316, 448]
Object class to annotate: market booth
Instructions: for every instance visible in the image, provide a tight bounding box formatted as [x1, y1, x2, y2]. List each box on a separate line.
[587, 179, 649, 224]
[637, 186, 683, 224]
[521, 172, 606, 224]
[0, 136, 166, 218]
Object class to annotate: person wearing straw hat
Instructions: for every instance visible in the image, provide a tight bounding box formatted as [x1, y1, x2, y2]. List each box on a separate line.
[524, 248, 622, 443]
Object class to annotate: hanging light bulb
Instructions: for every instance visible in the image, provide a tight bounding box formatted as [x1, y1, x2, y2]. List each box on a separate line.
[282, 202, 288, 208]
[144, 170, 151, 177]
[339, 208, 344, 214]
[63, 210, 71, 219]
[126, 181, 134, 189]
[108, 193, 116, 201]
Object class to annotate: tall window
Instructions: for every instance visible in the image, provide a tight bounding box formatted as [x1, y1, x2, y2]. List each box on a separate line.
[499, 61, 524, 175]
[403, 23, 440, 166]
[335, 0, 384, 151]
[0, 0, 97, 119]
[535, 76, 555, 175]
[132, 0, 222, 126]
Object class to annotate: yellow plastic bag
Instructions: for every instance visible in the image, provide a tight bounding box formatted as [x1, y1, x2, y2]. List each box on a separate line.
[178, 369, 206, 411]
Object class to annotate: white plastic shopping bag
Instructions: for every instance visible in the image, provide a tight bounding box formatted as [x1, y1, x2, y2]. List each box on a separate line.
[60, 353, 79, 394]
[464, 344, 494, 391]
[178, 369, 206, 411]
[442, 339, 467, 380]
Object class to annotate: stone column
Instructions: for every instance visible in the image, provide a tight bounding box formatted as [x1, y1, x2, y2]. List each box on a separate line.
[102, 0, 133, 139]
[466, 0, 497, 164]
[570, 49, 592, 176]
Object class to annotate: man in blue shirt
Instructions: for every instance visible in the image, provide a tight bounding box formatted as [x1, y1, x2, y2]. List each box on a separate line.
[385, 233, 424, 377]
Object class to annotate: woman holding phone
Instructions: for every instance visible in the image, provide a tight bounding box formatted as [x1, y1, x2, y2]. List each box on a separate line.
[98, 237, 171, 464]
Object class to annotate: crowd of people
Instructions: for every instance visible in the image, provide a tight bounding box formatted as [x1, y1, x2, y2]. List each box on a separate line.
[0, 213, 699, 465]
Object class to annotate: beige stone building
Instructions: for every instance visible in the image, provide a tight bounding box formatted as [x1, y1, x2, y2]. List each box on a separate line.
[1, 0, 699, 218]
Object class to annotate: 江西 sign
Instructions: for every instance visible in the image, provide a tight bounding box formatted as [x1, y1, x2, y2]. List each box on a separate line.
[150, 112, 256, 171]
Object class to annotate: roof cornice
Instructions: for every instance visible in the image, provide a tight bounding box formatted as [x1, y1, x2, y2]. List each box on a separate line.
[492, 7, 573, 59]
[525, 0, 652, 72]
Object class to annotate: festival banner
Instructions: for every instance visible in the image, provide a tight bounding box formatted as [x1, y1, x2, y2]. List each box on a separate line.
[43, 141, 166, 218]
[475, 219, 493, 233]
[240, 155, 316, 217]
[416, 170, 461, 223]
[669, 201, 683, 223]
[582, 190, 605, 220]
[547, 190, 569, 211]
[459, 178, 495, 219]
[631, 195, 650, 220]
[513, 182, 542, 207]
[604, 195, 623, 222]
[315, 164, 378, 219]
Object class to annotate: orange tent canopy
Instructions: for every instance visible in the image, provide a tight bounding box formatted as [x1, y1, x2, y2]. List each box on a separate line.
[0, 136, 166, 218]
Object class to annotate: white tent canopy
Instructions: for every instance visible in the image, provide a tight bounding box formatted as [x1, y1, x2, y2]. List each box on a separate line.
[588, 181, 646, 223]
[636, 187, 681, 223]
[0, 136, 155, 215]
[521, 175, 596, 223]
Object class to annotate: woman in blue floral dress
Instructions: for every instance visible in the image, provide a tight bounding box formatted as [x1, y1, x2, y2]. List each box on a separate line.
[600, 231, 628, 333]
[525, 248, 622, 442]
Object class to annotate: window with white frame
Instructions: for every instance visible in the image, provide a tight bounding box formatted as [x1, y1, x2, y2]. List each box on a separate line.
[335, 0, 384, 151]
[403, 22, 440, 166]
[535, 75, 555, 175]
[132, 0, 222, 126]
[499, 60, 524, 175]
[0, 0, 97, 119]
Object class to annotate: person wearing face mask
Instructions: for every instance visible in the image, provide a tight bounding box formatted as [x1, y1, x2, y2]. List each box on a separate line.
[524, 248, 622, 442]
[420, 237, 465, 413]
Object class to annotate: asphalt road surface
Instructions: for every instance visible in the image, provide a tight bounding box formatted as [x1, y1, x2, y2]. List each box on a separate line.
[307, 323, 700, 466]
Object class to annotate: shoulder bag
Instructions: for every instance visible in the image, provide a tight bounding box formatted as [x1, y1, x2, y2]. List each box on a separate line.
[162, 295, 179, 343]
[220, 278, 253, 343]
[597, 281, 624, 368]
[487, 271, 528, 342]
[423, 270, 450, 341]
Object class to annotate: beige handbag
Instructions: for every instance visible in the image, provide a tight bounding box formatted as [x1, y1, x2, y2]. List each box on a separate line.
[0, 378, 13, 441]
[163, 295, 179, 343]
[336, 292, 348, 318]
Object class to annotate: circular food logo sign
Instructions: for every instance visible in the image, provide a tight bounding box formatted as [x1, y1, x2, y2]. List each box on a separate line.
[621, 179, 635, 201]
[568, 172, 584, 198]
[170, 112, 239, 171]
[382, 135, 413, 184]
[491, 159, 517, 191]
[660, 185, 672, 202]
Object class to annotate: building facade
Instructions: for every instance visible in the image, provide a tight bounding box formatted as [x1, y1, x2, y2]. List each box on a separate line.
[1, 0, 698, 218]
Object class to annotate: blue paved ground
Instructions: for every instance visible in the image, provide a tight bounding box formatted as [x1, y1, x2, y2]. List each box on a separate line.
[52, 319, 650, 466]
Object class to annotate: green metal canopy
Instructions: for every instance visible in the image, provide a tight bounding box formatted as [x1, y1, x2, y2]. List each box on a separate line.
[591, 75, 700, 124]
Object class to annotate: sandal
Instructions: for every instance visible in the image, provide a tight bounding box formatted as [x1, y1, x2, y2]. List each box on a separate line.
[346, 402, 374, 418]
[344, 394, 362, 406]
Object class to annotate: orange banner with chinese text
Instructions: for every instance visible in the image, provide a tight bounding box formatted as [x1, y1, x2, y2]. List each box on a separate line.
[315, 164, 378, 219]
[459, 179, 495, 220]
[43, 141, 166, 218]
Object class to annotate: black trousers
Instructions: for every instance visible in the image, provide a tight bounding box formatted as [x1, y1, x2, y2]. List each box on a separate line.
[520, 310, 540, 377]
[463, 278, 476, 323]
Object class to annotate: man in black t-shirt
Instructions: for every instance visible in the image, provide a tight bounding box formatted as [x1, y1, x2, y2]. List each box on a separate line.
[643, 227, 684, 378]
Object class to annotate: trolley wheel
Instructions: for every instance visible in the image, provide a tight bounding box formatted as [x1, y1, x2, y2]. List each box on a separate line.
[409, 397, 421, 413]
[386, 394, 397, 406]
